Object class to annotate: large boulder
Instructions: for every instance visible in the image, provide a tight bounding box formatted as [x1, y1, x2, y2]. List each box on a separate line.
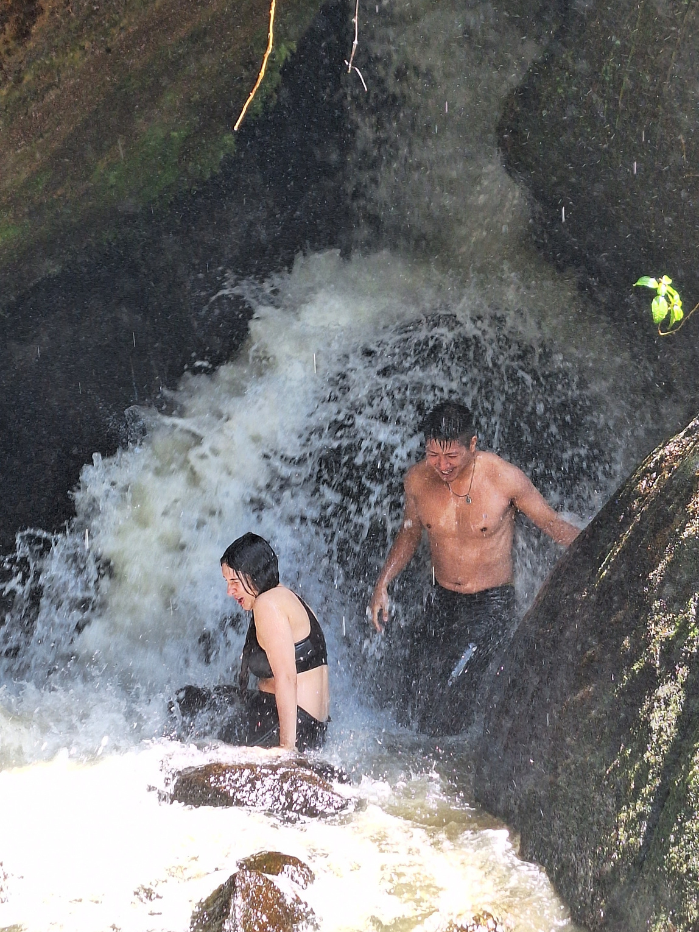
[475, 415, 699, 932]
[0, 0, 352, 552]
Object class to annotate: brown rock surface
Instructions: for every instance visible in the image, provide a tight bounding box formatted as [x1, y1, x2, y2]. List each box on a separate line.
[475, 414, 699, 931]
[171, 760, 354, 819]
[237, 852, 315, 889]
[190, 864, 316, 932]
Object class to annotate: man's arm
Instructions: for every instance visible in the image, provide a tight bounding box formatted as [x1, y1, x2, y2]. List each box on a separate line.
[508, 464, 580, 546]
[369, 484, 423, 632]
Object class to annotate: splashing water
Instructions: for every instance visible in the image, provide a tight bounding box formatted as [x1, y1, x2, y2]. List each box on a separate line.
[1, 251, 632, 732]
[0, 249, 638, 931]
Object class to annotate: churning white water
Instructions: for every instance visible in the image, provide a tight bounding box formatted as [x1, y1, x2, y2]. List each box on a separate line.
[0, 249, 641, 931]
[0, 0, 663, 928]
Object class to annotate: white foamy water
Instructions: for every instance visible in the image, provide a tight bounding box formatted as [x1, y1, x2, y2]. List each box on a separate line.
[0, 249, 637, 931]
[0, 740, 583, 932]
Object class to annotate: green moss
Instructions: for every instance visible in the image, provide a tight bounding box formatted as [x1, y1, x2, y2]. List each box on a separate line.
[0, 216, 29, 247]
[0, 0, 325, 294]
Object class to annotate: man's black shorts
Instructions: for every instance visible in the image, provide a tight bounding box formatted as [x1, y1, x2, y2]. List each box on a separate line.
[406, 583, 516, 736]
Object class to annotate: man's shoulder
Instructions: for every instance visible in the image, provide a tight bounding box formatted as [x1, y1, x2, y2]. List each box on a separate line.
[479, 450, 513, 471]
[404, 460, 432, 491]
[480, 451, 529, 490]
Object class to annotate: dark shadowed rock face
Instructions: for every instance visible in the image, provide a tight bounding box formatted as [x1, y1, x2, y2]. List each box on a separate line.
[170, 760, 354, 819]
[475, 415, 699, 932]
[0, 0, 351, 553]
[190, 856, 317, 932]
[500, 0, 699, 289]
[498, 0, 699, 389]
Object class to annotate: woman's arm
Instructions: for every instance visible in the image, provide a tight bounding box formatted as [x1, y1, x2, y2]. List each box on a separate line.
[253, 595, 298, 749]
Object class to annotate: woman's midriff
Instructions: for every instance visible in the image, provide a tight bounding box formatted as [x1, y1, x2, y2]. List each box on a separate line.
[258, 664, 330, 722]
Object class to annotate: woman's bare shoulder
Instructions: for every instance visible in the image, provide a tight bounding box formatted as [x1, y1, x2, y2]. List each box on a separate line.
[254, 585, 293, 612]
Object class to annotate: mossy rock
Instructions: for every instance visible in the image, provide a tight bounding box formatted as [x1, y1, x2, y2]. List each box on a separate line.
[0, 0, 326, 295]
[476, 414, 699, 931]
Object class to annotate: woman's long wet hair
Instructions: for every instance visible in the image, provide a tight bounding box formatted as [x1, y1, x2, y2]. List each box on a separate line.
[220, 533, 280, 596]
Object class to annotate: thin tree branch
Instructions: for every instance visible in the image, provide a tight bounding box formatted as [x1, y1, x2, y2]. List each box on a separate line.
[234, 0, 277, 132]
[347, 0, 359, 72]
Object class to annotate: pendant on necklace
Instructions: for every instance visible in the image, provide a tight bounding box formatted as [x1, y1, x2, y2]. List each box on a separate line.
[464, 494, 472, 504]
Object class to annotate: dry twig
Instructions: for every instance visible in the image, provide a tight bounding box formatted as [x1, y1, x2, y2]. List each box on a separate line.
[345, 0, 367, 91]
[234, 0, 277, 131]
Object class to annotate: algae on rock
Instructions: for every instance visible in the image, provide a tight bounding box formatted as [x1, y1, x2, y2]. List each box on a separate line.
[0, 0, 325, 296]
[476, 415, 699, 931]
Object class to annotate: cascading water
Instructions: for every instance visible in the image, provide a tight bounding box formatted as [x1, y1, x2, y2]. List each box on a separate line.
[0, 1, 660, 930]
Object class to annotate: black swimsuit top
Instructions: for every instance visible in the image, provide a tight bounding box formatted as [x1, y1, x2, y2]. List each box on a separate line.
[243, 594, 327, 680]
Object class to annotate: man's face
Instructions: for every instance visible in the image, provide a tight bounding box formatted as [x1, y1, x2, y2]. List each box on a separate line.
[425, 437, 476, 483]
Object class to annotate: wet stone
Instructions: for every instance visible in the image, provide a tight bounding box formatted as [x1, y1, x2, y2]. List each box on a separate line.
[170, 761, 354, 819]
[237, 852, 314, 889]
[190, 865, 317, 932]
[445, 910, 506, 932]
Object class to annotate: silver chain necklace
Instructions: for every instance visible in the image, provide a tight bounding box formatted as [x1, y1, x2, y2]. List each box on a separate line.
[448, 455, 477, 504]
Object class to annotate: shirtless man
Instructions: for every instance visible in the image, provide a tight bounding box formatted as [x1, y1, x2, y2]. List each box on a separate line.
[369, 400, 579, 734]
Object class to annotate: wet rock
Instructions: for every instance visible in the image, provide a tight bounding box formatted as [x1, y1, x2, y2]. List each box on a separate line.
[0, 0, 353, 555]
[170, 760, 354, 819]
[445, 911, 505, 932]
[237, 852, 314, 889]
[498, 0, 699, 392]
[476, 415, 699, 931]
[190, 863, 316, 932]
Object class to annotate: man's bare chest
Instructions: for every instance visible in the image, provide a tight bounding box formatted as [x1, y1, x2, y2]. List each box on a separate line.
[417, 488, 514, 540]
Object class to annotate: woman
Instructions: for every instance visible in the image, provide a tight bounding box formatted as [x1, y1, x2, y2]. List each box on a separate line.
[221, 533, 330, 751]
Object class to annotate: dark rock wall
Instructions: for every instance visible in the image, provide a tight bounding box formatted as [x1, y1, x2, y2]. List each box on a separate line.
[475, 415, 699, 932]
[0, 0, 351, 553]
[499, 0, 699, 383]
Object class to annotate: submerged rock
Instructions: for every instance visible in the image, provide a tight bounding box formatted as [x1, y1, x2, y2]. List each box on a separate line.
[476, 415, 699, 931]
[190, 858, 317, 932]
[237, 852, 315, 890]
[170, 760, 353, 819]
[445, 911, 505, 932]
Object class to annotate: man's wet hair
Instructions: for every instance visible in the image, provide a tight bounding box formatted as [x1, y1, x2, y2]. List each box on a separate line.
[221, 532, 279, 596]
[421, 401, 476, 446]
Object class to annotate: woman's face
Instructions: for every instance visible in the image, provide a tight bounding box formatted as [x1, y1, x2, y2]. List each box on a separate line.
[221, 564, 257, 611]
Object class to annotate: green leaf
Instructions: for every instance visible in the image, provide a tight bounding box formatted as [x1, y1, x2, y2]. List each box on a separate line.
[667, 288, 682, 307]
[634, 276, 658, 288]
[670, 304, 684, 325]
[658, 282, 667, 296]
[661, 275, 672, 285]
[652, 295, 669, 323]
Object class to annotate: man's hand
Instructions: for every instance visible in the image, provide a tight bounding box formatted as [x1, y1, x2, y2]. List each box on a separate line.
[369, 585, 389, 633]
